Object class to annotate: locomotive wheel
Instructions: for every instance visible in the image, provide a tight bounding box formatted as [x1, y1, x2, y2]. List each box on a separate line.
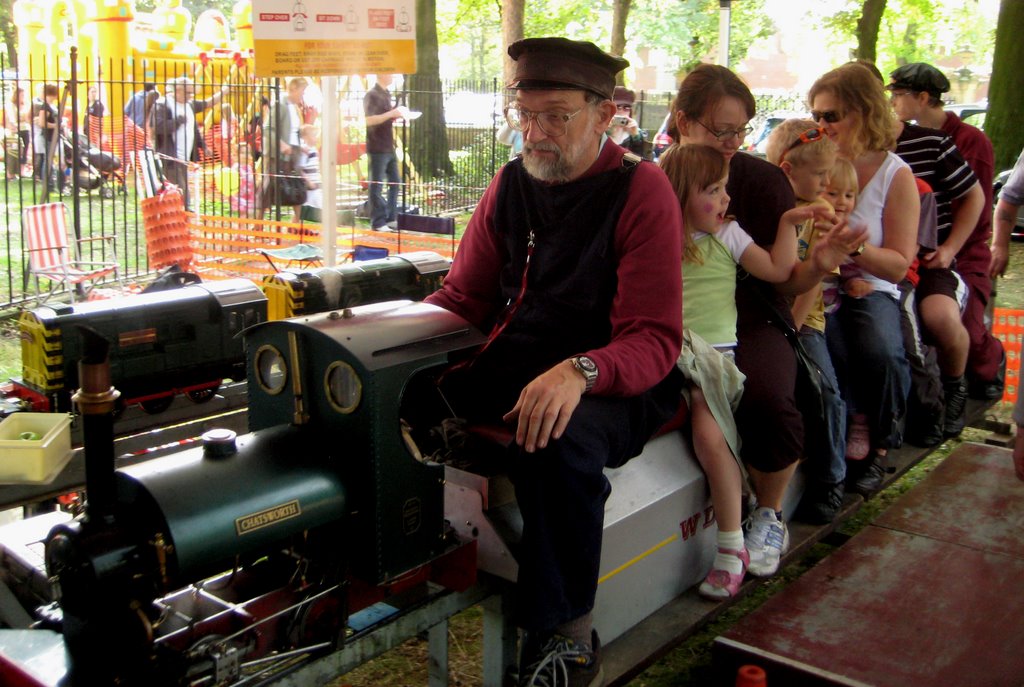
[187, 384, 220, 404]
[139, 396, 174, 414]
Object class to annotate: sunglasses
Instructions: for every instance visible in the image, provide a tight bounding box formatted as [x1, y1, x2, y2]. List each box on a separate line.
[811, 110, 843, 124]
[780, 127, 827, 163]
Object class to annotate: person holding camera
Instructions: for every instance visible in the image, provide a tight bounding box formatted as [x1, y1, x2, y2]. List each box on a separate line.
[607, 86, 649, 159]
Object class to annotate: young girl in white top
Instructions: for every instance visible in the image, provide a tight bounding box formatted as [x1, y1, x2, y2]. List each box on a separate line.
[660, 144, 834, 598]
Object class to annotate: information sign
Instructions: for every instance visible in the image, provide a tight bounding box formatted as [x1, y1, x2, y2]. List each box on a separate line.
[252, 0, 416, 76]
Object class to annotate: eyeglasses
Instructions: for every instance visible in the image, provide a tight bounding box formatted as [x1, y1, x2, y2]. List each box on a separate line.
[810, 110, 843, 124]
[780, 127, 826, 164]
[697, 120, 753, 142]
[505, 106, 583, 138]
[889, 90, 912, 100]
[616, 104, 632, 111]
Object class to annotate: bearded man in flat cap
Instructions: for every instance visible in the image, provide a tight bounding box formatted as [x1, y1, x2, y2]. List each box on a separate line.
[425, 37, 683, 687]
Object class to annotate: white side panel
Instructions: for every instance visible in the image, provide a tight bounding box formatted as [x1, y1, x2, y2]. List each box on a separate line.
[594, 431, 716, 643]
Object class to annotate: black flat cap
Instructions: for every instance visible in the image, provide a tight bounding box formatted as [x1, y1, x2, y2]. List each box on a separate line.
[888, 63, 950, 96]
[508, 37, 629, 101]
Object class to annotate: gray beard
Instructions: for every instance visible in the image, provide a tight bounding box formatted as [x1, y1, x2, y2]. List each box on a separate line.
[521, 141, 576, 182]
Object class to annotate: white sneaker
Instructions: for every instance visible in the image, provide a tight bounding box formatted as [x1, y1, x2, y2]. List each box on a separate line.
[744, 507, 789, 577]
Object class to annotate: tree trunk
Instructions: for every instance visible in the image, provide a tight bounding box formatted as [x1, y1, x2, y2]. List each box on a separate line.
[854, 0, 887, 62]
[1, 0, 17, 70]
[501, 0, 524, 88]
[407, 0, 453, 179]
[610, 0, 633, 85]
[987, 0, 1024, 171]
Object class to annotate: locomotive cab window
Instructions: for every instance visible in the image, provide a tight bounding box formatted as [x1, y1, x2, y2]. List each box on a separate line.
[325, 361, 361, 414]
[255, 345, 287, 394]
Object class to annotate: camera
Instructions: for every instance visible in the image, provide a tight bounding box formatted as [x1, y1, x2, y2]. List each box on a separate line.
[613, 115, 630, 126]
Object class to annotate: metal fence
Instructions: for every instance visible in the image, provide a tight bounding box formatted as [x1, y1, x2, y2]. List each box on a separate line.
[0, 50, 804, 312]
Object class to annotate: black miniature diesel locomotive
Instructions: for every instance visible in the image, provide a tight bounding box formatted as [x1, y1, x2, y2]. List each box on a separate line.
[262, 250, 450, 319]
[12, 252, 450, 414]
[42, 300, 487, 686]
[18, 279, 266, 413]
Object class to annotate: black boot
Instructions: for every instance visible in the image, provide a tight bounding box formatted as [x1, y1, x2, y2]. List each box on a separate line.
[969, 350, 1006, 400]
[797, 481, 845, 524]
[847, 455, 885, 497]
[942, 375, 968, 438]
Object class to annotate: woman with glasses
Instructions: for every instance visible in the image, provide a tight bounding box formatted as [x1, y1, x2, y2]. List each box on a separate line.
[808, 63, 919, 496]
[669, 65, 863, 579]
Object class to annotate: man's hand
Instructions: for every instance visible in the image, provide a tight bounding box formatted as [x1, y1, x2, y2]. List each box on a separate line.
[503, 360, 586, 453]
[990, 243, 1010, 279]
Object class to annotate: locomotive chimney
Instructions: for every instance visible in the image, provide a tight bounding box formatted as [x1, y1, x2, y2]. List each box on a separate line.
[72, 326, 121, 523]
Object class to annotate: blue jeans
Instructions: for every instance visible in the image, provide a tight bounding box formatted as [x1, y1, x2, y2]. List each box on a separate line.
[826, 292, 910, 451]
[800, 326, 846, 484]
[368, 151, 400, 228]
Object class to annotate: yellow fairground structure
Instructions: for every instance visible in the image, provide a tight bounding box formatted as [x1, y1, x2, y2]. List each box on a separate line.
[11, 0, 255, 119]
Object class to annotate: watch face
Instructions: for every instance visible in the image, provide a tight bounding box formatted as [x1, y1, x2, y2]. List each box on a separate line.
[577, 356, 597, 373]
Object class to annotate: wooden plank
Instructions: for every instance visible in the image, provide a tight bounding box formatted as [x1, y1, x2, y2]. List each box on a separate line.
[712, 442, 1024, 687]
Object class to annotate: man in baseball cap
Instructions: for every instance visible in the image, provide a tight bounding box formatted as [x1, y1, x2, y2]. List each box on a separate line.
[426, 37, 683, 686]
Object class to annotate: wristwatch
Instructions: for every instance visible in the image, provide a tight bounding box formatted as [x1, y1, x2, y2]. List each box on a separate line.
[570, 356, 599, 392]
[849, 241, 866, 257]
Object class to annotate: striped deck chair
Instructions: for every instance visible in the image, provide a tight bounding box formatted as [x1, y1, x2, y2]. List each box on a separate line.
[23, 203, 120, 303]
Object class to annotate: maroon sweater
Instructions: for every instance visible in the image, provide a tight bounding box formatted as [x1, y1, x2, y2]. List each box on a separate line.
[426, 141, 683, 396]
[942, 111, 994, 253]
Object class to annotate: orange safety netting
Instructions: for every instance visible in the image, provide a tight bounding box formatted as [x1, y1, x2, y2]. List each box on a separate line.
[992, 307, 1024, 405]
[141, 187, 193, 272]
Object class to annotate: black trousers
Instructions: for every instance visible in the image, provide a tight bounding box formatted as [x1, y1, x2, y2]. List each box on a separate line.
[445, 366, 682, 632]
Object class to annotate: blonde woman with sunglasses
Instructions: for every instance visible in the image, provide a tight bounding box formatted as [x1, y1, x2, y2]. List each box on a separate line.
[807, 63, 919, 496]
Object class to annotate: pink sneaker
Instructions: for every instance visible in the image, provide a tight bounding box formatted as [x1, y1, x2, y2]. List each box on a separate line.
[698, 547, 750, 600]
[846, 414, 870, 461]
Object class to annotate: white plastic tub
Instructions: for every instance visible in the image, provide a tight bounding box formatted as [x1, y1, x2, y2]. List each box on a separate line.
[0, 413, 73, 483]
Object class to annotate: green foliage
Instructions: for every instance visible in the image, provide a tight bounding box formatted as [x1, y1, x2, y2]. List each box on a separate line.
[436, 0, 772, 82]
[436, 0, 503, 80]
[629, 0, 773, 74]
[811, 0, 995, 74]
[523, 0, 612, 43]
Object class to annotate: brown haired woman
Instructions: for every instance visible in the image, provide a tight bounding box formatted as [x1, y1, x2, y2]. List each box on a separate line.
[670, 64, 863, 578]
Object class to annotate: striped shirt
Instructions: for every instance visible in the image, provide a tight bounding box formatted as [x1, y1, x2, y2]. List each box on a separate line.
[895, 123, 977, 244]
